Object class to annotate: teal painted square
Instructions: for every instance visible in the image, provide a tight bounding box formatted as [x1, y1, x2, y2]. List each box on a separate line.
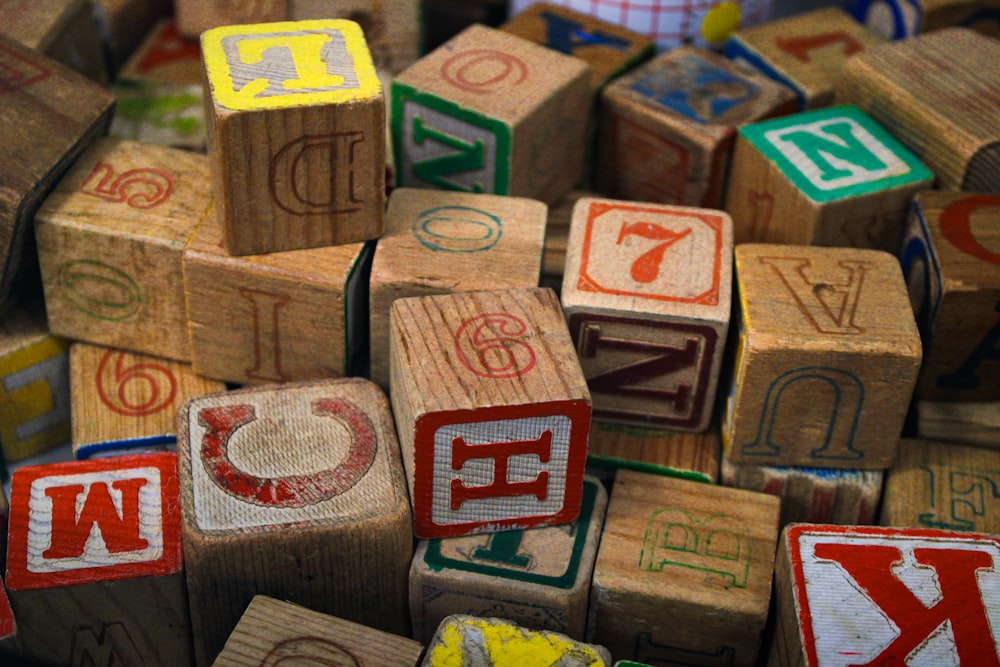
[740, 105, 933, 203]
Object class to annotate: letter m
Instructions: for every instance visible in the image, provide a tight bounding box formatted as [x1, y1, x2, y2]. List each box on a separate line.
[43, 478, 148, 559]
[69, 622, 143, 666]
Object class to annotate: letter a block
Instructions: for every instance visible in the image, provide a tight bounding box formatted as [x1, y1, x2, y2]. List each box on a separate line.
[178, 379, 412, 666]
[202, 20, 384, 255]
[390, 287, 591, 538]
[725, 105, 933, 250]
[722, 244, 922, 469]
[562, 197, 733, 431]
[770, 524, 1000, 666]
[4, 453, 191, 666]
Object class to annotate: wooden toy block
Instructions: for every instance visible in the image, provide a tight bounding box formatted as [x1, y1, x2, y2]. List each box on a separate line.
[0, 0, 108, 83]
[215, 595, 423, 667]
[392, 24, 591, 205]
[586, 420, 720, 484]
[390, 287, 591, 539]
[0, 301, 70, 462]
[770, 524, 1000, 666]
[721, 460, 883, 528]
[409, 475, 607, 644]
[0, 34, 113, 314]
[69, 342, 226, 459]
[118, 19, 202, 84]
[202, 19, 384, 255]
[369, 188, 546, 390]
[837, 28, 1000, 192]
[0, 582, 13, 644]
[597, 46, 796, 209]
[177, 378, 412, 666]
[177, 0, 287, 39]
[4, 453, 191, 666]
[724, 7, 885, 110]
[36, 137, 212, 362]
[588, 470, 779, 666]
[900, 191, 1000, 402]
[561, 197, 733, 431]
[725, 105, 933, 250]
[850, 0, 1000, 40]
[918, 400, 1000, 448]
[542, 189, 594, 287]
[182, 212, 372, 386]
[421, 614, 612, 666]
[91, 0, 171, 72]
[722, 244, 922, 469]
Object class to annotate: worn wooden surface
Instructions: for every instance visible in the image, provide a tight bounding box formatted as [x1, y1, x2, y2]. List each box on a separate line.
[0, 0, 107, 83]
[91, 0, 171, 72]
[918, 400, 1000, 448]
[850, 0, 1000, 40]
[586, 420, 720, 483]
[176, 0, 286, 39]
[542, 189, 594, 285]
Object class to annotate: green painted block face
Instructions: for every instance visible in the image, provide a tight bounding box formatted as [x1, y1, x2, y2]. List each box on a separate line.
[740, 105, 933, 203]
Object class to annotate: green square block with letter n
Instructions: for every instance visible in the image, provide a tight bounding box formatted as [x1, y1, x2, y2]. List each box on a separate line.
[392, 82, 512, 195]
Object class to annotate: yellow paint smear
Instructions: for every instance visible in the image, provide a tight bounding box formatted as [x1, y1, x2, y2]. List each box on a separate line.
[428, 617, 605, 666]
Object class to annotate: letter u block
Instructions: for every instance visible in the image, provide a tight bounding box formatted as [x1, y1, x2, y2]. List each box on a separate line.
[722, 244, 922, 469]
[178, 379, 412, 666]
[771, 524, 1000, 666]
[390, 287, 591, 539]
[4, 453, 192, 666]
[201, 20, 384, 255]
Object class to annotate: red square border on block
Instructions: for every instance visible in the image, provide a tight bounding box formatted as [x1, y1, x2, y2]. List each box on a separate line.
[6, 452, 182, 590]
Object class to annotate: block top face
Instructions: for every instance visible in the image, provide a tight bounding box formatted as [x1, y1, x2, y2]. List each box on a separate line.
[0, 300, 51, 353]
[6, 452, 182, 590]
[740, 105, 933, 203]
[562, 197, 733, 320]
[912, 191, 1000, 289]
[735, 244, 922, 352]
[202, 19, 381, 111]
[782, 524, 1000, 667]
[178, 378, 406, 534]
[393, 23, 590, 125]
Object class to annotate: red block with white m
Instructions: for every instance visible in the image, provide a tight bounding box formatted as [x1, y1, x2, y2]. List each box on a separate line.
[771, 524, 1000, 667]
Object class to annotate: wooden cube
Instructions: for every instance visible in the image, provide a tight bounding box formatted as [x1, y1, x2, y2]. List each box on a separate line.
[722, 244, 922, 469]
[0, 301, 70, 462]
[369, 188, 546, 390]
[837, 28, 1000, 192]
[725, 105, 933, 250]
[562, 197, 733, 431]
[392, 24, 591, 204]
[91, 0, 171, 72]
[390, 287, 591, 538]
[0, 34, 113, 312]
[177, 1, 286, 39]
[721, 460, 883, 528]
[421, 615, 612, 666]
[202, 19, 384, 255]
[849, 0, 1000, 39]
[178, 379, 412, 666]
[4, 453, 191, 666]
[541, 189, 594, 287]
[588, 471, 779, 666]
[0, 0, 107, 83]
[900, 191, 1000, 401]
[215, 595, 423, 667]
[69, 342, 225, 459]
[771, 524, 1000, 666]
[587, 420, 720, 483]
[918, 400, 1000, 448]
[597, 47, 796, 209]
[118, 20, 202, 84]
[36, 137, 212, 361]
[723, 8, 885, 110]
[409, 475, 607, 643]
[182, 211, 371, 386]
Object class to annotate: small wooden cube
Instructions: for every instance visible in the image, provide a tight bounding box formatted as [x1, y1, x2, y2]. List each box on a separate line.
[588, 471, 779, 666]
[562, 197, 733, 431]
[215, 595, 423, 667]
[0, 0, 107, 83]
[722, 244, 922, 469]
[849, 0, 1000, 39]
[724, 7, 885, 110]
[182, 211, 371, 386]
[91, 0, 171, 72]
[837, 28, 1000, 192]
[390, 287, 591, 538]
[721, 460, 883, 528]
[900, 191, 1000, 401]
[421, 614, 612, 666]
[725, 105, 933, 250]
[587, 420, 721, 483]
[0, 301, 70, 462]
[178, 379, 412, 666]
[410, 475, 607, 643]
[118, 20, 202, 84]
[202, 19, 384, 255]
[597, 46, 796, 209]
[36, 137, 212, 361]
[392, 24, 591, 204]
[369, 188, 546, 390]
[918, 400, 1000, 448]
[4, 453, 191, 666]
[69, 342, 225, 459]
[771, 524, 1000, 666]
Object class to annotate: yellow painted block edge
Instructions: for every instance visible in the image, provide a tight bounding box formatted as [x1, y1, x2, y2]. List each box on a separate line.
[430, 618, 607, 666]
[202, 19, 381, 111]
[0, 336, 71, 461]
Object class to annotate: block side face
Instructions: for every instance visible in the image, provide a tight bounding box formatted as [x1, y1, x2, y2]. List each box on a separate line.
[917, 192, 1000, 286]
[586, 420, 720, 483]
